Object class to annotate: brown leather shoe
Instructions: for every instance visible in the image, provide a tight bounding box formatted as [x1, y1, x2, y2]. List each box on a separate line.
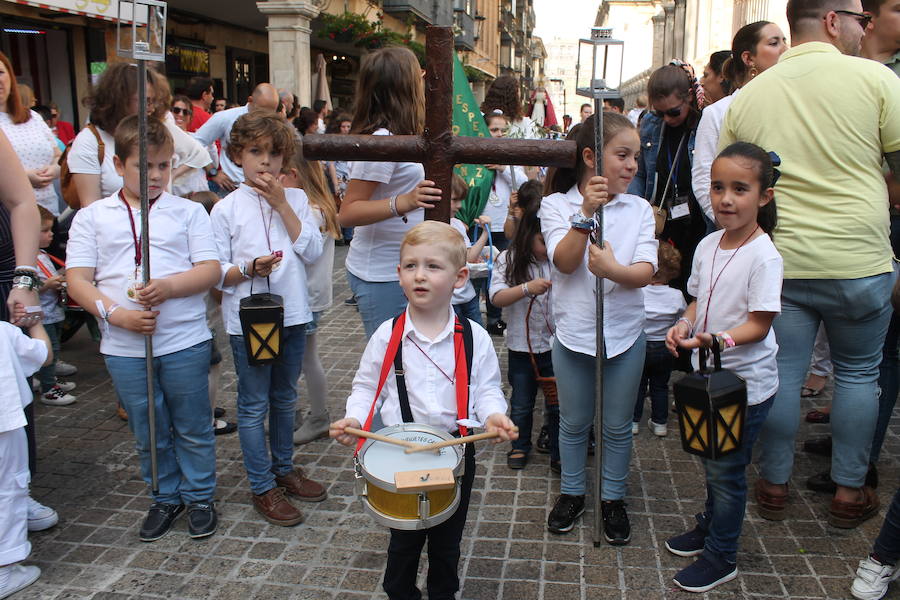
[252, 487, 303, 526]
[275, 468, 327, 502]
[754, 478, 788, 521]
[829, 486, 880, 529]
[117, 405, 128, 421]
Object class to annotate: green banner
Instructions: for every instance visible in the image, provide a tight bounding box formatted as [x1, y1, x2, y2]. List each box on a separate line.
[452, 55, 494, 226]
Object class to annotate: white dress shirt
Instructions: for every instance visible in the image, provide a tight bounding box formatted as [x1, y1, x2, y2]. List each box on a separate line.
[0, 322, 47, 433]
[345, 128, 425, 282]
[66, 191, 218, 357]
[481, 165, 527, 232]
[211, 184, 324, 335]
[193, 104, 249, 184]
[540, 186, 658, 358]
[691, 91, 739, 222]
[345, 306, 508, 432]
[488, 250, 554, 353]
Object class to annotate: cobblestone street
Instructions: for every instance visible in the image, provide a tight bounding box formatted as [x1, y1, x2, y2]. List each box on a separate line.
[16, 246, 900, 599]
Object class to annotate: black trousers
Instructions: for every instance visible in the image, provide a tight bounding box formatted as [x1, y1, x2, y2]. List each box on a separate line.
[383, 442, 476, 600]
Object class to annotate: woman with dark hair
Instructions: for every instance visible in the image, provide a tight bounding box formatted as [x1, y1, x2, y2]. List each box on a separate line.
[67, 63, 156, 207]
[700, 50, 733, 107]
[0, 52, 62, 216]
[692, 21, 787, 223]
[293, 107, 320, 136]
[481, 75, 538, 139]
[628, 62, 705, 294]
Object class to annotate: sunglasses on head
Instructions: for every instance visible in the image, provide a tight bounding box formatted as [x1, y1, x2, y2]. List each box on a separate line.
[171, 106, 191, 116]
[834, 9, 873, 28]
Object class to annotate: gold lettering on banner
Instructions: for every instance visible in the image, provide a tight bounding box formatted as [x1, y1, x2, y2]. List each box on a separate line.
[167, 45, 210, 74]
[75, 0, 111, 13]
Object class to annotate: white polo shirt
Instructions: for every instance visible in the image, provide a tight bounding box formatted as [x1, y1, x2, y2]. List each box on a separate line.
[488, 250, 554, 353]
[345, 128, 425, 282]
[481, 165, 527, 233]
[211, 184, 324, 335]
[345, 306, 508, 432]
[540, 186, 658, 358]
[67, 191, 219, 357]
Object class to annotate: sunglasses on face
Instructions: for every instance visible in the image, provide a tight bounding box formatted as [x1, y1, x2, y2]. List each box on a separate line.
[171, 106, 191, 116]
[834, 9, 873, 28]
[652, 104, 684, 118]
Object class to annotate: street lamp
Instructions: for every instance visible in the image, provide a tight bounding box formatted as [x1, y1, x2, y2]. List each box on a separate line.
[574, 26, 625, 548]
[116, 0, 167, 497]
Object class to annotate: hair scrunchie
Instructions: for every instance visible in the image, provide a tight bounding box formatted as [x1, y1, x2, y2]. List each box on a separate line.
[669, 59, 704, 110]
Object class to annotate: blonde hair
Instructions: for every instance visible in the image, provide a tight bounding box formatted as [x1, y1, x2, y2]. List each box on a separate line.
[283, 154, 340, 239]
[351, 47, 424, 136]
[401, 221, 467, 270]
[451, 174, 469, 201]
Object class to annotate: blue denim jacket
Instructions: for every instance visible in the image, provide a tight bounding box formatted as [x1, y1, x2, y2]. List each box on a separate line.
[627, 112, 697, 205]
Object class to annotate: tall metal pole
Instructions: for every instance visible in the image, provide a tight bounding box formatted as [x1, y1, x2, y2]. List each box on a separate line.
[591, 96, 606, 547]
[137, 60, 158, 496]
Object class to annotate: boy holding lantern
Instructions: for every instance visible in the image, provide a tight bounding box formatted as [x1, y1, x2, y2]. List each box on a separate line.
[210, 112, 326, 527]
[66, 116, 222, 542]
[330, 221, 517, 600]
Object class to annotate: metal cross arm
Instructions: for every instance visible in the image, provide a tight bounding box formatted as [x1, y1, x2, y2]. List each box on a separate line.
[300, 26, 576, 223]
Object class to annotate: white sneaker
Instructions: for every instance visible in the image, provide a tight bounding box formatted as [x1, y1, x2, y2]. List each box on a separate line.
[54, 380, 76, 393]
[0, 564, 41, 599]
[55, 360, 77, 377]
[293, 412, 331, 445]
[852, 555, 900, 600]
[40, 386, 76, 406]
[631, 422, 639, 435]
[26, 496, 58, 531]
[651, 421, 668, 437]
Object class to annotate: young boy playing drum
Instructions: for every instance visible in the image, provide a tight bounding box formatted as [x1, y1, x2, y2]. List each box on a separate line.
[331, 220, 517, 600]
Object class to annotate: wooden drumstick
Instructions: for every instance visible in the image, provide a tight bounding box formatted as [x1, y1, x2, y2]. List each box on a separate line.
[404, 431, 502, 454]
[343, 427, 421, 449]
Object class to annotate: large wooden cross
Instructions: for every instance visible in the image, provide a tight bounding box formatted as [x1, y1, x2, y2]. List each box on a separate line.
[301, 26, 577, 222]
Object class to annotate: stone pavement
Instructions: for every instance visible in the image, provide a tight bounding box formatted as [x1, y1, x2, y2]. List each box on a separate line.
[17, 245, 900, 599]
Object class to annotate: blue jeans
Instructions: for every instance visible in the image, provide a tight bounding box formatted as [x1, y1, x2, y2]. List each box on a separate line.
[633, 340, 673, 425]
[873, 306, 900, 463]
[104, 341, 215, 504]
[758, 273, 895, 487]
[693, 396, 773, 565]
[347, 271, 408, 340]
[552, 334, 646, 498]
[230, 324, 306, 495]
[873, 486, 900, 565]
[508, 349, 559, 460]
[452, 295, 483, 328]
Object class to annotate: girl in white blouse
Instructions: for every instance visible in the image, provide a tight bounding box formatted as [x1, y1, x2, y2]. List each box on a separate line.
[338, 47, 441, 339]
[539, 112, 658, 542]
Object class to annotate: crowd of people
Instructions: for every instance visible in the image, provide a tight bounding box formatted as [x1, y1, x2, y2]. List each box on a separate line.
[0, 0, 899, 598]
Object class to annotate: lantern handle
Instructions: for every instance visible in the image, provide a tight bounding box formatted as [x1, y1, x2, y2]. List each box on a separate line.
[247, 259, 273, 296]
[698, 344, 723, 374]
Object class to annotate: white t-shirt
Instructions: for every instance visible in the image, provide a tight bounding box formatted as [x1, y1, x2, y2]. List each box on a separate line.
[67, 191, 218, 358]
[643, 284, 686, 341]
[687, 230, 783, 405]
[66, 125, 121, 200]
[482, 166, 526, 232]
[305, 207, 336, 313]
[211, 184, 324, 335]
[489, 250, 554, 353]
[0, 322, 47, 433]
[691, 91, 739, 222]
[345, 129, 425, 282]
[0, 111, 61, 214]
[449, 218, 476, 304]
[540, 186, 658, 358]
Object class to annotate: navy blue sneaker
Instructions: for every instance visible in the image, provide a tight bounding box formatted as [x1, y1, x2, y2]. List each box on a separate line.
[673, 554, 738, 593]
[665, 525, 707, 557]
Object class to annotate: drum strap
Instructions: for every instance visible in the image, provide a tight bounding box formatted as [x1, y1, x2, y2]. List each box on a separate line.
[355, 312, 475, 454]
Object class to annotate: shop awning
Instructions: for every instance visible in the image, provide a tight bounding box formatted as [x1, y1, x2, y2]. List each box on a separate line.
[4, 0, 147, 23]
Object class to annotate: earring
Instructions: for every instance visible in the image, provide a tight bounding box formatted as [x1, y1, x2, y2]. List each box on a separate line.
[750, 65, 758, 78]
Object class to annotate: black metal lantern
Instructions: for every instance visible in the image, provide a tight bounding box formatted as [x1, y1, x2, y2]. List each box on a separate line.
[239, 282, 284, 365]
[674, 345, 747, 460]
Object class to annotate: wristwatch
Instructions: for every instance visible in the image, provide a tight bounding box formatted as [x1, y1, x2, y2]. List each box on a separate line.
[12, 273, 38, 291]
[569, 212, 596, 233]
[207, 167, 219, 177]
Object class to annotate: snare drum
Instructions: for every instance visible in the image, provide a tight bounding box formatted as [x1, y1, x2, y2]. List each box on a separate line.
[355, 423, 464, 530]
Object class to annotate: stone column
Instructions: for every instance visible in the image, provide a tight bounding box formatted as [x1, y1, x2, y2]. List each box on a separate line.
[652, 11, 667, 69]
[673, 0, 686, 60]
[256, 0, 325, 108]
[663, 3, 676, 63]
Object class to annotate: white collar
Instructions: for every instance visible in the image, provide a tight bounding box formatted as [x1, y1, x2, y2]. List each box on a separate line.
[403, 305, 457, 344]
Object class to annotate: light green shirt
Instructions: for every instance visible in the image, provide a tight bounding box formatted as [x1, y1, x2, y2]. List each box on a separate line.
[720, 42, 900, 279]
[886, 50, 900, 77]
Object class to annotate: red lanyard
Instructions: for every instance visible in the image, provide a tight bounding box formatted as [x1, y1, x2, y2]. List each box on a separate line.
[118, 191, 156, 268]
[407, 333, 461, 384]
[258, 196, 273, 253]
[701, 226, 759, 332]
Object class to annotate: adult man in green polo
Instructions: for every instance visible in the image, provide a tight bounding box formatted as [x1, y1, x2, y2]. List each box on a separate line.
[719, 0, 900, 529]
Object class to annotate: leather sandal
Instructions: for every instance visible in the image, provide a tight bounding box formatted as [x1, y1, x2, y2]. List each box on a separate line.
[829, 486, 880, 529]
[507, 449, 528, 470]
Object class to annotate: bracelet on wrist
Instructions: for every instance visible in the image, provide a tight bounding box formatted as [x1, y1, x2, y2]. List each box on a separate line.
[676, 317, 693, 334]
[12, 273, 39, 291]
[521, 283, 534, 299]
[717, 331, 736, 349]
[15, 266, 38, 275]
[389, 196, 409, 223]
